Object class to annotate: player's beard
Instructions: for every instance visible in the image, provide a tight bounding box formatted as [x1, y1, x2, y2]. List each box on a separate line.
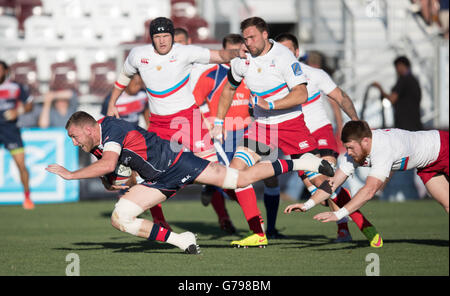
[247, 45, 264, 57]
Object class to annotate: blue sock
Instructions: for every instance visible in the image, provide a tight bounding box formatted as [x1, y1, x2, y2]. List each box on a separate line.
[263, 186, 280, 234]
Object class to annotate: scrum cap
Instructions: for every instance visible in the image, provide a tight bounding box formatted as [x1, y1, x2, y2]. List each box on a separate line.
[149, 17, 175, 40]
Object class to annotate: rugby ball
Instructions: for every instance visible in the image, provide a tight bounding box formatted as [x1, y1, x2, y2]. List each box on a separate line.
[106, 164, 132, 186]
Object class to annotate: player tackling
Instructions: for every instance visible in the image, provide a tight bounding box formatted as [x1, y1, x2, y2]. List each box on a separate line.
[286, 120, 449, 226]
[46, 111, 334, 254]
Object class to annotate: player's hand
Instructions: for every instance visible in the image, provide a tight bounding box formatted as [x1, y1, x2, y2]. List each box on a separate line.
[210, 122, 225, 144]
[106, 105, 120, 119]
[110, 184, 130, 190]
[252, 96, 274, 110]
[284, 203, 307, 213]
[313, 211, 339, 223]
[3, 109, 18, 121]
[239, 43, 248, 58]
[45, 164, 73, 180]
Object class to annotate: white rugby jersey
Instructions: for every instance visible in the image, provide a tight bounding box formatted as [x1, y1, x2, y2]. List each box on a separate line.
[300, 62, 337, 133]
[123, 43, 210, 115]
[229, 40, 307, 124]
[340, 129, 441, 182]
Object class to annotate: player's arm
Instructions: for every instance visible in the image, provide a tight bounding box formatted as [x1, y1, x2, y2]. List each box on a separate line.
[46, 151, 119, 180]
[284, 168, 348, 213]
[107, 73, 130, 118]
[256, 83, 308, 111]
[210, 77, 238, 142]
[209, 45, 246, 64]
[327, 87, 359, 121]
[107, 49, 138, 117]
[313, 176, 384, 223]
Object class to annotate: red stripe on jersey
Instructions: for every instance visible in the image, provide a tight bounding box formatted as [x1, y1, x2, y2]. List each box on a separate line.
[122, 130, 148, 161]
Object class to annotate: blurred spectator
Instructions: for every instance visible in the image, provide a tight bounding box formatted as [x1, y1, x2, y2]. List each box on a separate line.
[372, 56, 423, 131]
[0, 59, 34, 209]
[101, 74, 148, 128]
[174, 27, 192, 45]
[38, 89, 78, 128]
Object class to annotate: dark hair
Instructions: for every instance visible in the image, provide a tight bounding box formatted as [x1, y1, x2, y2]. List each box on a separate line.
[341, 120, 372, 143]
[222, 34, 244, 49]
[174, 27, 189, 38]
[394, 56, 411, 68]
[65, 111, 97, 130]
[149, 17, 174, 39]
[0, 60, 9, 70]
[240, 17, 269, 34]
[274, 33, 299, 50]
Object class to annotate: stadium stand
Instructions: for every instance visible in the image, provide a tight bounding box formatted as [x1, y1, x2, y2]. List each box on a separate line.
[10, 60, 40, 96]
[49, 60, 78, 92]
[88, 60, 116, 99]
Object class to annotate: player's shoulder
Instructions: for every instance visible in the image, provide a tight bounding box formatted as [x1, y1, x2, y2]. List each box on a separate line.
[129, 44, 154, 56]
[0, 79, 20, 89]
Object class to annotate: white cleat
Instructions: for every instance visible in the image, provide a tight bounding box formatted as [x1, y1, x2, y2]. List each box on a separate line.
[179, 232, 201, 254]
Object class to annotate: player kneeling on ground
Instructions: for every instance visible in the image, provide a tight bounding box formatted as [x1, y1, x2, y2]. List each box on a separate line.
[46, 111, 334, 254]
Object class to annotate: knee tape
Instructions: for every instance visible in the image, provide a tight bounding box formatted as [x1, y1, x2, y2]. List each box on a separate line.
[112, 198, 144, 236]
[222, 167, 239, 189]
[234, 148, 255, 167]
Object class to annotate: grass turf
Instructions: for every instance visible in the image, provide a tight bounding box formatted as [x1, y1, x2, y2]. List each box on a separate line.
[0, 199, 448, 276]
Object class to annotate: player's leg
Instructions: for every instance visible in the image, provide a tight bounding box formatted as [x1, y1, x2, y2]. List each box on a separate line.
[424, 174, 449, 213]
[10, 148, 33, 210]
[195, 137, 235, 234]
[262, 176, 284, 239]
[110, 184, 200, 254]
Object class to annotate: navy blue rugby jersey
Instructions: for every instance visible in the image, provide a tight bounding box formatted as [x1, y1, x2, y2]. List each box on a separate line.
[91, 116, 184, 181]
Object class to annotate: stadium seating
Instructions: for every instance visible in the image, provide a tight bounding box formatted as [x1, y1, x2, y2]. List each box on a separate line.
[49, 60, 78, 92]
[88, 61, 116, 99]
[24, 14, 58, 41]
[0, 14, 17, 39]
[10, 60, 40, 96]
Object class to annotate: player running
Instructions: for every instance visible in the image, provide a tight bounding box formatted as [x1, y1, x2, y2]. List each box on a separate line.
[211, 17, 333, 247]
[271, 33, 382, 245]
[106, 17, 247, 230]
[46, 111, 334, 254]
[286, 121, 448, 235]
[0, 60, 34, 210]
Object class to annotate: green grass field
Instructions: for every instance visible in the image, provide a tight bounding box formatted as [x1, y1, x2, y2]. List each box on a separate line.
[0, 199, 448, 276]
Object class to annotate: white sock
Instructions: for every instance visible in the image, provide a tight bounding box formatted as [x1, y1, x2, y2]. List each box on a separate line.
[293, 153, 323, 172]
[166, 232, 196, 250]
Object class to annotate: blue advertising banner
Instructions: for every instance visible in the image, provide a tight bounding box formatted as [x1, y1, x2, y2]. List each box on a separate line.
[0, 127, 79, 204]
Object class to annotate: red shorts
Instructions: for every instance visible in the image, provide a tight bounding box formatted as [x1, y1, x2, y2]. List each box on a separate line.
[311, 124, 339, 157]
[148, 105, 213, 153]
[243, 114, 317, 156]
[417, 130, 449, 184]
